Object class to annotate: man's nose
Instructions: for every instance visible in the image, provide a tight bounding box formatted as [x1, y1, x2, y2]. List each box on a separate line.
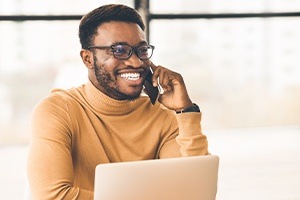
[124, 52, 143, 68]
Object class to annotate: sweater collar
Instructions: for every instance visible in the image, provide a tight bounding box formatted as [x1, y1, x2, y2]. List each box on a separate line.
[83, 79, 142, 115]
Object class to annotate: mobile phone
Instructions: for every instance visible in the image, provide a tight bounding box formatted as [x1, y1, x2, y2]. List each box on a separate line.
[144, 70, 159, 105]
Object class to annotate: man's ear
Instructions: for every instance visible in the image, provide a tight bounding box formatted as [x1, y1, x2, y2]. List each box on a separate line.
[80, 49, 94, 69]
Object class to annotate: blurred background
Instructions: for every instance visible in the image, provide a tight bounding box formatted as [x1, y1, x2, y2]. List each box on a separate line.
[0, 0, 299, 199]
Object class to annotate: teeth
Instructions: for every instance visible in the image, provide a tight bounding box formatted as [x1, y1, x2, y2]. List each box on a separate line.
[120, 73, 140, 80]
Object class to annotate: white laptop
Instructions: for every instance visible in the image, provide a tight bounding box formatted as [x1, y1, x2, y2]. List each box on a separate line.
[94, 155, 219, 200]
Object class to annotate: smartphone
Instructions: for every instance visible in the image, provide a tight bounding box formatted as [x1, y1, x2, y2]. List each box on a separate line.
[144, 70, 159, 105]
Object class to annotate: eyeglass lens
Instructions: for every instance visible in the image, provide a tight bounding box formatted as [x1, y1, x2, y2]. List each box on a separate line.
[112, 45, 153, 60]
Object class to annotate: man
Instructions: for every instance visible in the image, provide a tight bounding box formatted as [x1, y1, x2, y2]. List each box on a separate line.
[27, 4, 209, 200]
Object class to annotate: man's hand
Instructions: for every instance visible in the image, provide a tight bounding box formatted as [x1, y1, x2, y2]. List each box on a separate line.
[150, 63, 193, 111]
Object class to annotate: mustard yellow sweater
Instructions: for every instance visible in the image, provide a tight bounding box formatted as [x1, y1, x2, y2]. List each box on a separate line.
[27, 80, 208, 200]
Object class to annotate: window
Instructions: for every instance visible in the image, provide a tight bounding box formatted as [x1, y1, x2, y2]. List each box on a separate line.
[150, 17, 300, 128]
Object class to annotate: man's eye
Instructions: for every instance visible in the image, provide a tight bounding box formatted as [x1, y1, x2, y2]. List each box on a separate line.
[113, 48, 126, 54]
[138, 46, 149, 54]
[112, 45, 129, 54]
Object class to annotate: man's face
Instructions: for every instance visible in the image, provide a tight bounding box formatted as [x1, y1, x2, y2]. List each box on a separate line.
[89, 21, 151, 100]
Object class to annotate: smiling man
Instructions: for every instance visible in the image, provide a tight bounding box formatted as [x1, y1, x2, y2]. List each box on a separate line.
[84, 21, 150, 101]
[27, 4, 209, 200]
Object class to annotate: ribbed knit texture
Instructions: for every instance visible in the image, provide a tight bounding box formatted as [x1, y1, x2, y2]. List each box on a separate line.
[27, 80, 208, 200]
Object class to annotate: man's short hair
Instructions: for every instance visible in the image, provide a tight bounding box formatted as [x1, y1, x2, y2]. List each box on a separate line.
[79, 4, 145, 49]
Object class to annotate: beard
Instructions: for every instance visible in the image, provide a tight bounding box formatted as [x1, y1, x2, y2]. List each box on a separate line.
[93, 56, 143, 101]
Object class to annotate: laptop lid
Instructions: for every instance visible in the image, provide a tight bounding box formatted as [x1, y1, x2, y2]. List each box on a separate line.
[94, 155, 219, 200]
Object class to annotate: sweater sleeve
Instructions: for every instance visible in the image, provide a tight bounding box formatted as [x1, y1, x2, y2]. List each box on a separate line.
[27, 94, 93, 200]
[157, 110, 209, 158]
[175, 112, 209, 156]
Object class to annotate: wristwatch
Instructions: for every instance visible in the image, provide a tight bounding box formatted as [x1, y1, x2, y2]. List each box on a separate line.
[175, 103, 201, 114]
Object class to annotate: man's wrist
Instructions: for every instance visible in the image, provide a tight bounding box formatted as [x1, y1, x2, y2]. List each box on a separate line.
[175, 103, 200, 114]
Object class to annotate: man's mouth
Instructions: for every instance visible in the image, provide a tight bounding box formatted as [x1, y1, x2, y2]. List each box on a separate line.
[119, 72, 141, 80]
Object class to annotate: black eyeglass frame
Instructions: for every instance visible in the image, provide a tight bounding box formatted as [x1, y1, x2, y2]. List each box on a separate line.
[87, 44, 155, 60]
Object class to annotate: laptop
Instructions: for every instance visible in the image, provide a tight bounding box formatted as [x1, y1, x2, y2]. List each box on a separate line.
[94, 155, 219, 200]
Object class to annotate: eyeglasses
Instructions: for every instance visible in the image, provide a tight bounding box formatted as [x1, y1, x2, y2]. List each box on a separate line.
[87, 44, 155, 60]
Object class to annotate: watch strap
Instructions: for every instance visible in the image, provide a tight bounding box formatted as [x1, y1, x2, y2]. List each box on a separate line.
[175, 103, 200, 114]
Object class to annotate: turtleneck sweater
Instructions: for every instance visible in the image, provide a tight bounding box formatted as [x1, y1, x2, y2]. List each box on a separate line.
[27, 80, 209, 200]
